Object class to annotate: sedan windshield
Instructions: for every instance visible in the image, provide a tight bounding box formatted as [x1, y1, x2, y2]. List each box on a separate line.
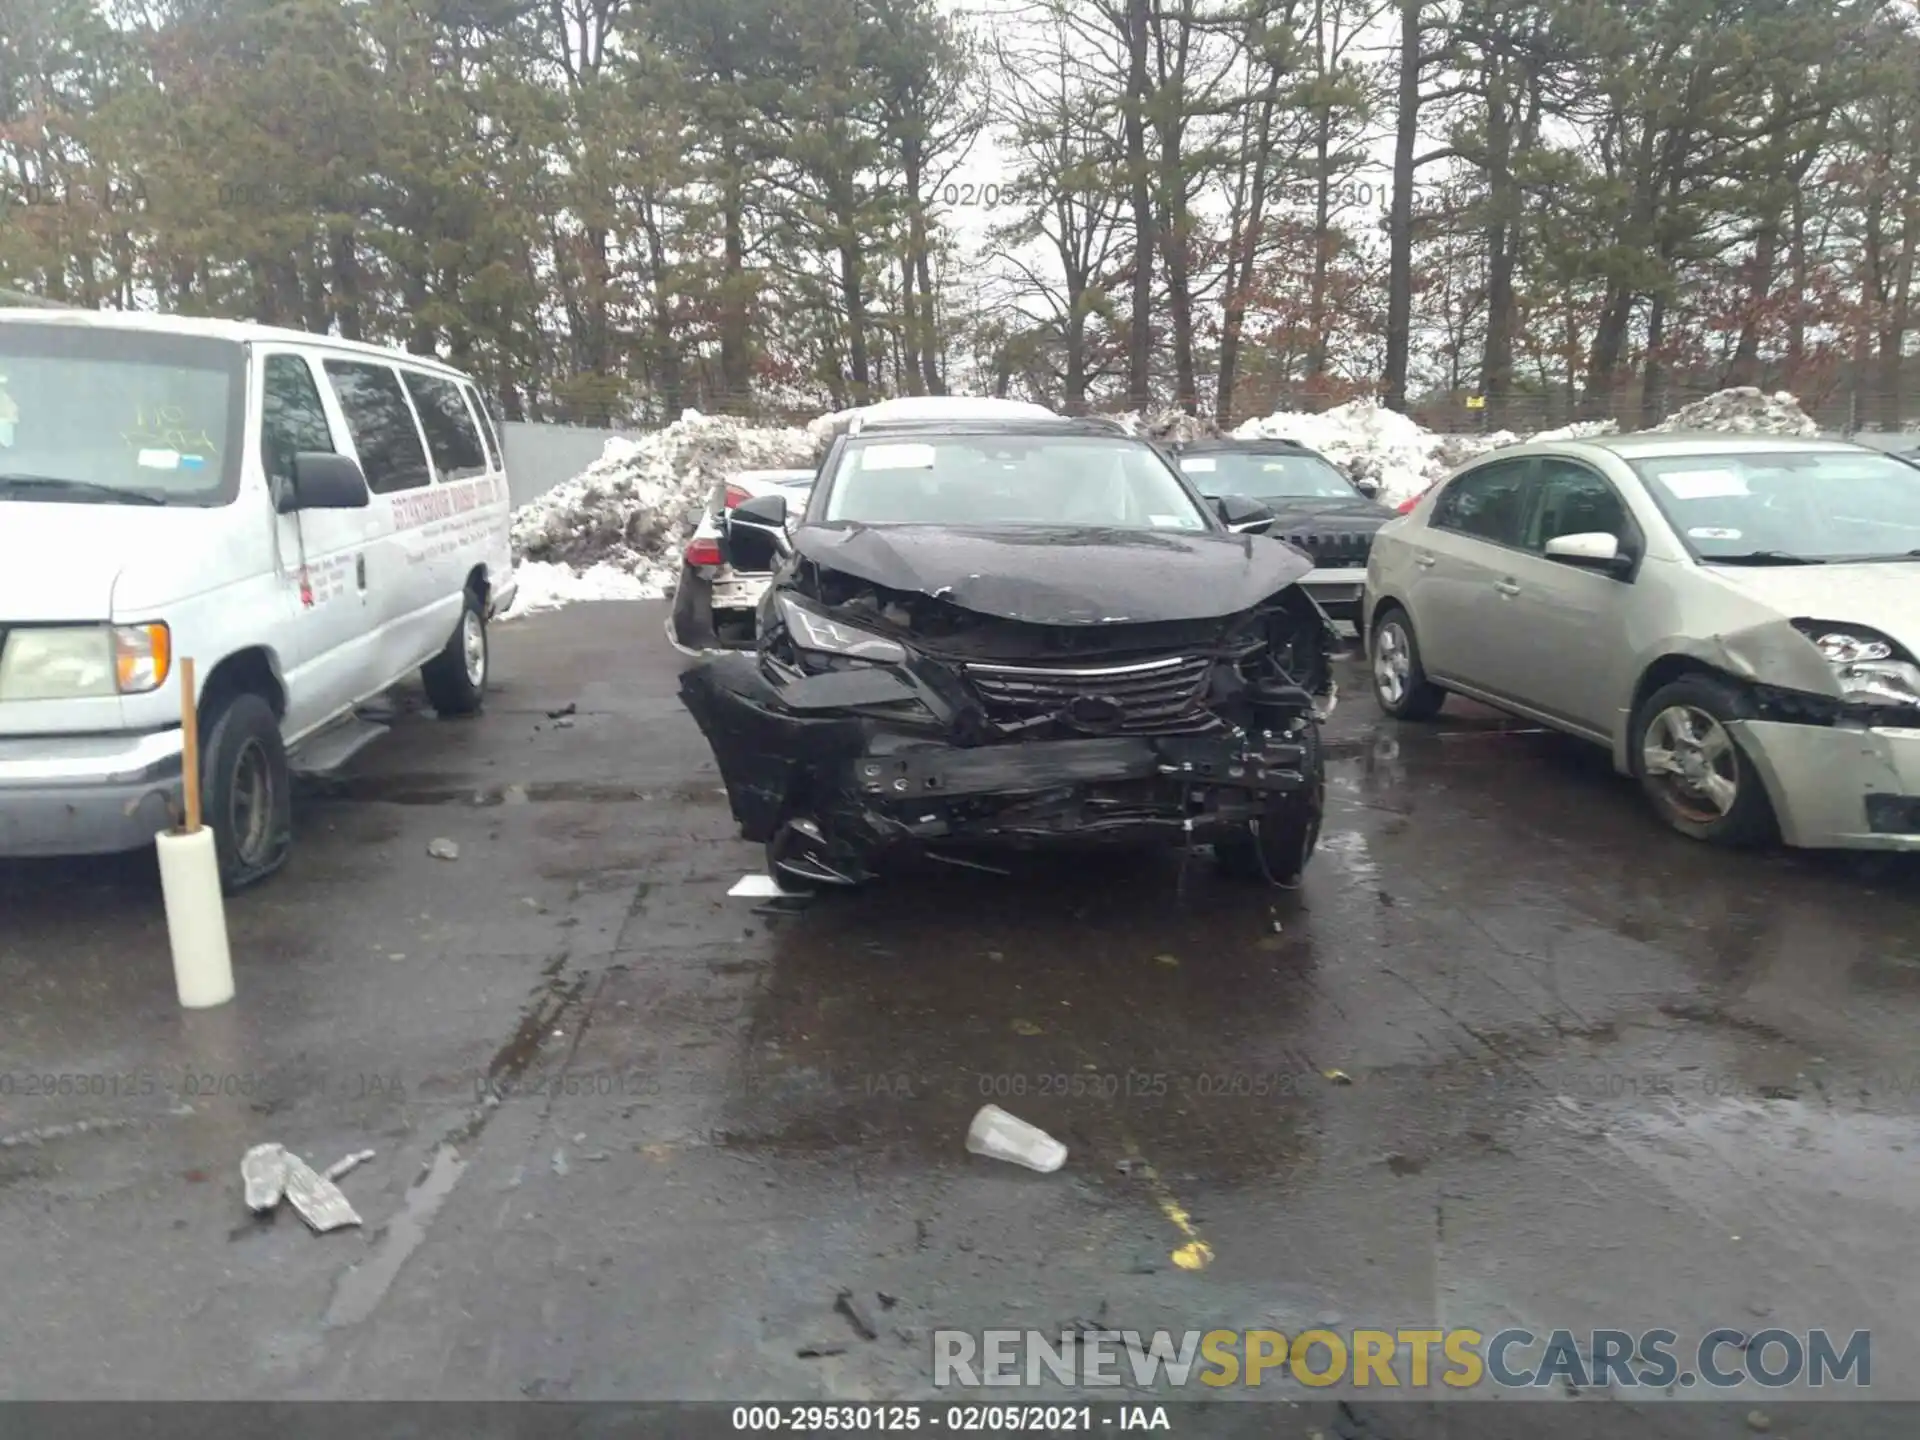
[823, 434, 1210, 531]
[0, 323, 245, 506]
[1178, 449, 1358, 501]
[1631, 450, 1920, 563]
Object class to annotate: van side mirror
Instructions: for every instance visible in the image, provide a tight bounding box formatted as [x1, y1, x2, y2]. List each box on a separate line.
[278, 452, 370, 513]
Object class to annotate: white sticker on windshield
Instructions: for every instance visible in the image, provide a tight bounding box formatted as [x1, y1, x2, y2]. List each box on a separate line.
[1179, 456, 1217, 472]
[137, 448, 181, 470]
[1689, 527, 1743, 540]
[860, 443, 936, 471]
[1659, 469, 1749, 499]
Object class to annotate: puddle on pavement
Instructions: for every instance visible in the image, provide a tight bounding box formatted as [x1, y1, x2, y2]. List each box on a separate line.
[298, 776, 662, 807]
[325, 1142, 468, 1328]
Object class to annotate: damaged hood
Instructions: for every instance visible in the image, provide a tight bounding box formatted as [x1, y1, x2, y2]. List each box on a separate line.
[1708, 561, 1920, 657]
[792, 523, 1314, 624]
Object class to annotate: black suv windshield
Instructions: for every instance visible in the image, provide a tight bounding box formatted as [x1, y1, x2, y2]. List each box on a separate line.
[823, 433, 1211, 531]
[1177, 449, 1358, 501]
[0, 322, 246, 506]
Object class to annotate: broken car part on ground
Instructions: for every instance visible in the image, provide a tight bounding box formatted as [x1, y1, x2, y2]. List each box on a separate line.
[678, 416, 1336, 890]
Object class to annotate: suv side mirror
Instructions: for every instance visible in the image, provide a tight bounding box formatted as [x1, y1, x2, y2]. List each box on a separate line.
[1353, 476, 1382, 499]
[1214, 494, 1275, 534]
[278, 452, 370, 513]
[723, 491, 790, 573]
[1543, 530, 1633, 576]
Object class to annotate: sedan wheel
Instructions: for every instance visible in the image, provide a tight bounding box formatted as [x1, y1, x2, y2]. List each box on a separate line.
[1640, 704, 1739, 824]
[1367, 607, 1446, 720]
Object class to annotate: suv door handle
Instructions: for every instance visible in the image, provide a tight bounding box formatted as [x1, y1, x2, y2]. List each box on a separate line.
[1494, 579, 1520, 597]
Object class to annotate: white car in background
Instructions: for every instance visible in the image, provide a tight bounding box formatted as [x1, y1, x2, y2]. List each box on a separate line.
[1363, 433, 1920, 851]
[666, 397, 1059, 656]
[667, 467, 818, 653]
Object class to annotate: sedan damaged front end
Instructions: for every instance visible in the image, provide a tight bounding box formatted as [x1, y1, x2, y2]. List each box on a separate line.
[679, 570, 1336, 887]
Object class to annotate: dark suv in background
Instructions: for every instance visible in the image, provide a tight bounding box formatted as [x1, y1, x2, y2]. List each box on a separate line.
[1169, 437, 1396, 624]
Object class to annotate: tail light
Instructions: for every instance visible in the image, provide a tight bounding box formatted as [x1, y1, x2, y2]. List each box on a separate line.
[685, 536, 723, 567]
[722, 483, 751, 509]
[1396, 493, 1421, 515]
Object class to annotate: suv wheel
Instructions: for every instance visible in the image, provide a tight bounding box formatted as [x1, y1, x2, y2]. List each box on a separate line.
[1369, 606, 1446, 720]
[1216, 722, 1325, 885]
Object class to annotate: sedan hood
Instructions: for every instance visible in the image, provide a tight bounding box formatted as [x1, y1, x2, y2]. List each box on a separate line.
[1709, 561, 1920, 657]
[792, 523, 1314, 625]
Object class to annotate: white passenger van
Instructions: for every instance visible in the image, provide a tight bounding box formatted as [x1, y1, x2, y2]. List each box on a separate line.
[0, 308, 517, 889]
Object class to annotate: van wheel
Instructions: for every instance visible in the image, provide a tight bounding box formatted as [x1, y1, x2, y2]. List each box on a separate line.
[202, 691, 292, 892]
[423, 589, 487, 716]
[1215, 723, 1326, 885]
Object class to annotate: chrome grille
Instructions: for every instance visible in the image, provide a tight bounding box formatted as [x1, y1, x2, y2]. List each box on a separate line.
[1281, 528, 1376, 568]
[964, 654, 1214, 734]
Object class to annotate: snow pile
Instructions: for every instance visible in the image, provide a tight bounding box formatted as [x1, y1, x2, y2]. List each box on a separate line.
[504, 411, 820, 609]
[502, 561, 658, 620]
[1110, 407, 1224, 442]
[1232, 400, 1447, 506]
[1650, 388, 1817, 436]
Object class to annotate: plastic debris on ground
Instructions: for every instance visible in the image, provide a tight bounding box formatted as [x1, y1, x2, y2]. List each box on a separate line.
[729, 873, 806, 899]
[966, 1104, 1067, 1172]
[241, 1143, 370, 1232]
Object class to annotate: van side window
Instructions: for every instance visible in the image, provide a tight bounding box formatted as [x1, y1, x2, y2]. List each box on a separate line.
[401, 370, 488, 481]
[323, 359, 432, 494]
[260, 354, 335, 493]
[463, 381, 503, 469]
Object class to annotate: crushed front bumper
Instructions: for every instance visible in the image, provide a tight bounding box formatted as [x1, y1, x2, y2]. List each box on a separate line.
[1732, 720, 1920, 851]
[0, 729, 185, 857]
[680, 652, 1320, 879]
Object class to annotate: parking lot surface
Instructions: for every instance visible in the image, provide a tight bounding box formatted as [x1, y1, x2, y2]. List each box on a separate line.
[2, 602, 1916, 1427]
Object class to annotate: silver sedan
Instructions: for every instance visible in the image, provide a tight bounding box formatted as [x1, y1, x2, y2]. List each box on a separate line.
[1362, 433, 1920, 850]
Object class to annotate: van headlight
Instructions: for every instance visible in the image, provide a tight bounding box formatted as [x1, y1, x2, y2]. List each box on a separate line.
[1792, 620, 1920, 707]
[0, 623, 172, 700]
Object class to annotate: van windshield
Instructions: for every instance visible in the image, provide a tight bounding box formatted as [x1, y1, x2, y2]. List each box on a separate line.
[0, 323, 246, 506]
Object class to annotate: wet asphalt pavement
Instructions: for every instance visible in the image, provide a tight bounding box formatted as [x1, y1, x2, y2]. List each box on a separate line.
[2, 601, 1918, 1429]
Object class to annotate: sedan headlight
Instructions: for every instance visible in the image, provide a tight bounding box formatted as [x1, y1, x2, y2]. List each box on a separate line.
[1792, 620, 1920, 707]
[776, 594, 906, 663]
[0, 623, 172, 700]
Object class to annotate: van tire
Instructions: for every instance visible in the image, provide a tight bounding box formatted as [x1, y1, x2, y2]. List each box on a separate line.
[423, 589, 487, 716]
[201, 691, 293, 892]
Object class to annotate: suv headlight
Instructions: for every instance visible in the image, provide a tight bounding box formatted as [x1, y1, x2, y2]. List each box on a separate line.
[776, 594, 906, 663]
[0, 623, 172, 700]
[1791, 620, 1920, 707]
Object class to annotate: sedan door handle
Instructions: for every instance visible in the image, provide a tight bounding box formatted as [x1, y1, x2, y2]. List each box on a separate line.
[1415, 553, 1437, 569]
[1494, 579, 1520, 597]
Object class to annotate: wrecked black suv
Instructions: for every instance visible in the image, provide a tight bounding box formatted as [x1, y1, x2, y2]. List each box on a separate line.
[678, 415, 1337, 889]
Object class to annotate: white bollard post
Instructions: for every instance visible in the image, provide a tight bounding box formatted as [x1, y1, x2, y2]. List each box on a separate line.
[158, 826, 234, 1008]
[159, 656, 234, 1009]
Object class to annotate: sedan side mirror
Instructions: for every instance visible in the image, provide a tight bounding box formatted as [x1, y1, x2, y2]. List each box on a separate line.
[1543, 530, 1633, 576]
[278, 452, 370, 513]
[723, 491, 790, 573]
[1214, 494, 1276, 534]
